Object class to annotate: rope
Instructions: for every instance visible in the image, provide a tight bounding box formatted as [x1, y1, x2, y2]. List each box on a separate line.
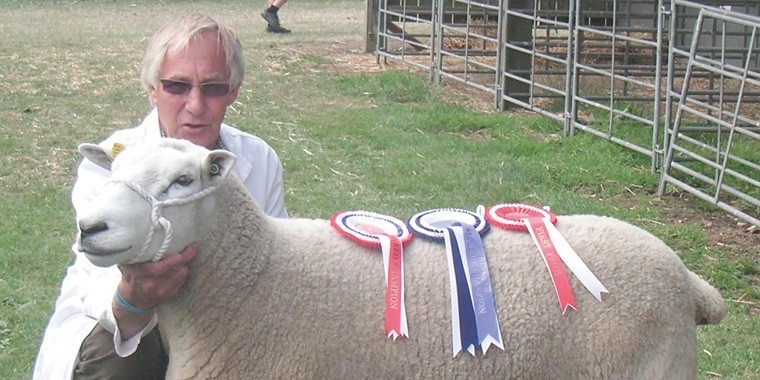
[113, 179, 222, 262]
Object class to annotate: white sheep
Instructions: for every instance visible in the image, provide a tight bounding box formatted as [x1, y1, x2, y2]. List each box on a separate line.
[76, 138, 725, 379]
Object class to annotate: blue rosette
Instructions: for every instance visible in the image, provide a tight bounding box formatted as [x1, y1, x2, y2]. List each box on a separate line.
[406, 208, 489, 241]
[407, 208, 503, 357]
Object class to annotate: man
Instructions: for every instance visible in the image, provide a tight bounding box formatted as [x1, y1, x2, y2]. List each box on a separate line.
[34, 14, 288, 379]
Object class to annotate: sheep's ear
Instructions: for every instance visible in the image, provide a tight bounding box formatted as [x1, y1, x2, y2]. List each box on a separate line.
[203, 150, 236, 184]
[78, 143, 114, 171]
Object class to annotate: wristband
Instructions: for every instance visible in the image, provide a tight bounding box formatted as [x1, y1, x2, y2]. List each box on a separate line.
[115, 291, 156, 315]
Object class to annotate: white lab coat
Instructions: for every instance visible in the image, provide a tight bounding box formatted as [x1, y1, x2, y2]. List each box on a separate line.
[33, 109, 288, 379]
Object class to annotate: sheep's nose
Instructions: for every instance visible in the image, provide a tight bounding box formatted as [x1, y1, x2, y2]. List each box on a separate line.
[79, 221, 109, 240]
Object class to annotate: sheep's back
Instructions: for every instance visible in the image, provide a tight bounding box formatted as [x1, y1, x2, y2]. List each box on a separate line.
[224, 214, 700, 379]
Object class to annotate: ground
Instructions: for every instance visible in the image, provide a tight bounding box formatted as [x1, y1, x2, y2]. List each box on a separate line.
[656, 191, 760, 249]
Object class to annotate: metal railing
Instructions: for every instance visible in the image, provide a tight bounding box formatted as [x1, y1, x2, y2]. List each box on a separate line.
[369, 0, 760, 227]
[659, 1, 760, 226]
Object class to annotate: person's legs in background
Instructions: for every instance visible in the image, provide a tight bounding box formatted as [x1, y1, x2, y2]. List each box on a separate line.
[261, 0, 291, 34]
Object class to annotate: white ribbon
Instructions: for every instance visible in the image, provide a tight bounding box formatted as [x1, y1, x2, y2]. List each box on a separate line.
[542, 219, 609, 301]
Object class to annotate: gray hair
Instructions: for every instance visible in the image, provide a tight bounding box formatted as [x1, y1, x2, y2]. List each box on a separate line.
[141, 14, 245, 91]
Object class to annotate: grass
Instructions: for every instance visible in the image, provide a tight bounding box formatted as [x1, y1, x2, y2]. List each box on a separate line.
[0, 1, 758, 379]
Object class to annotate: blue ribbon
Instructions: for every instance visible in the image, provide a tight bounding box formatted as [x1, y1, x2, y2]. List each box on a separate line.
[406, 208, 503, 356]
[445, 226, 480, 355]
[458, 223, 503, 353]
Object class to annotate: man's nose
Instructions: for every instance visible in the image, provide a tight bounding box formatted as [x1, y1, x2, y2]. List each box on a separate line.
[185, 86, 206, 114]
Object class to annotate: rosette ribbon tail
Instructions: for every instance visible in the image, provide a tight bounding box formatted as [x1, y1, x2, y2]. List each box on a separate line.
[543, 220, 609, 301]
[457, 224, 504, 354]
[443, 227, 480, 356]
[524, 217, 577, 314]
[380, 235, 408, 339]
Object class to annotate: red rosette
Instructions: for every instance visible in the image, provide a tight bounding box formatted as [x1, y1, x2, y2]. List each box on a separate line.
[485, 203, 557, 231]
[330, 210, 413, 249]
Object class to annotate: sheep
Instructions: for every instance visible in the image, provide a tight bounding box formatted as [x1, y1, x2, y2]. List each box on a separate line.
[75, 138, 725, 379]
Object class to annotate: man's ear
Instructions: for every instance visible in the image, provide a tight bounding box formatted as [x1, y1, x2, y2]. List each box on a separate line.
[78, 143, 114, 171]
[203, 150, 237, 185]
[148, 84, 159, 106]
[225, 84, 241, 106]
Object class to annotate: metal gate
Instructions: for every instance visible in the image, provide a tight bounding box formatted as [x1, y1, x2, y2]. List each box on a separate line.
[660, 3, 760, 226]
[368, 0, 760, 227]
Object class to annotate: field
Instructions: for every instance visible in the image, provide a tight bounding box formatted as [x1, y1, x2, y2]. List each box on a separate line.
[0, 0, 757, 378]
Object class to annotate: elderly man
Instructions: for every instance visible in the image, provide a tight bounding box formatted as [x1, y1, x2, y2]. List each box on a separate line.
[34, 14, 288, 379]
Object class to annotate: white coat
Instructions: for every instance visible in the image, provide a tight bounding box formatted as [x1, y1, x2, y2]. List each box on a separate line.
[33, 109, 288, 379]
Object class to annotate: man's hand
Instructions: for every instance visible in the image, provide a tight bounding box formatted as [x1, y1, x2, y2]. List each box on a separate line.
[113, 244, 197, 339]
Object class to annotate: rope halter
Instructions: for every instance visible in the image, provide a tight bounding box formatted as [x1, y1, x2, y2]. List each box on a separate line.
[111, 178, 223, 263]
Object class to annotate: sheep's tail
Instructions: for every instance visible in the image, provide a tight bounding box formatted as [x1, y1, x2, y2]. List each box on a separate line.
[688, 271, 725, 325]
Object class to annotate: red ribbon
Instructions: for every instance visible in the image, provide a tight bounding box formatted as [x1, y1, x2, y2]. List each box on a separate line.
[525, 217, 577, 314]
[383, 235, 404, 337]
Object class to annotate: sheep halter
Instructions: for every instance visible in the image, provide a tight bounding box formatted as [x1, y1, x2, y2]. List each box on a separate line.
[115, 178, 221, 263]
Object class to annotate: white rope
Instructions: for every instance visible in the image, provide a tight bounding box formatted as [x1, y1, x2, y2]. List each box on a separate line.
[114, 179, 222, 262]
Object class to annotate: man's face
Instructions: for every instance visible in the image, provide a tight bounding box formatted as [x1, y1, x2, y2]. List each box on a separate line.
[149, 30, 240, 148]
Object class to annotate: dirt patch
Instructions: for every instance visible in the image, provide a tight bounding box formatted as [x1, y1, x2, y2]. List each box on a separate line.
[654, 191, 760, 253]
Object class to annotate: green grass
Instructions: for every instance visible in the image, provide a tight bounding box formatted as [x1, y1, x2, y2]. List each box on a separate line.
[0, 1, 758, 379]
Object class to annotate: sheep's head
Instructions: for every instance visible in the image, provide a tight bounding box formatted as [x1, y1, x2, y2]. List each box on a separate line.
[75, 138, 236, 267]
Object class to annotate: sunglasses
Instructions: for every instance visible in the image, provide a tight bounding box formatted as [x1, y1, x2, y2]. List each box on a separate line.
[159, 79, 231, 97]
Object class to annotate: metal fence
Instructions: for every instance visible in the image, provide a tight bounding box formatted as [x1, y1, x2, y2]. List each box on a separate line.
[367, 0, 760, 227]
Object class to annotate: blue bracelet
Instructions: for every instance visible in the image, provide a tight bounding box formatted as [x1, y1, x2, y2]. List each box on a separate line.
[115, 291, 156, 315]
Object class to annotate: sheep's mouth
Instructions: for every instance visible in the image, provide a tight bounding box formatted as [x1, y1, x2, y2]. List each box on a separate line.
[80, 246, 134, 267]
[77, 242, 132, 256]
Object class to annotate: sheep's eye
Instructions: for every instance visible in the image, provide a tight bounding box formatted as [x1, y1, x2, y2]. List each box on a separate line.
[174, 175, 194, 187]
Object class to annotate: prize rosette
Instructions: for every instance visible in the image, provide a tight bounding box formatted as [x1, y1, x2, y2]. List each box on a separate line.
[484, 203, 557, 231]
[330, 211, 412, 340]
[407, 208, 503, 357]
[331, 210, 413, 248]
[406, 208, 489, 241]
[485, 203, 608, 314]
